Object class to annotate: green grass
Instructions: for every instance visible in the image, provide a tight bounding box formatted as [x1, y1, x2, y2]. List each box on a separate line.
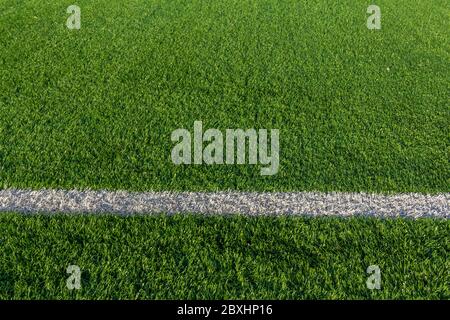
[0, 0, 448, 193]
[0, 214, 448, 299]
[0, 1, 447, 302]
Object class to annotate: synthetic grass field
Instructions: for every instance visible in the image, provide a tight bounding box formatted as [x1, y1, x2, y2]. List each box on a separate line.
[0, 214, 448, 299]
[0, 0, 449, 300]
[0, 0, 448, 192]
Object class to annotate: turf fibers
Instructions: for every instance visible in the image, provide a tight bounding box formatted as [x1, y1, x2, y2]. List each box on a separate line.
[0, 214, 448, 299]
[0, 0, 448, 193]
[0, 0, 448, 301]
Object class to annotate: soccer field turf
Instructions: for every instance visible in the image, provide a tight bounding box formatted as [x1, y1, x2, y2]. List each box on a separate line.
[0, 0, 448, 300]
[0, 214, 448, 299]
[0, 0, 448, 192]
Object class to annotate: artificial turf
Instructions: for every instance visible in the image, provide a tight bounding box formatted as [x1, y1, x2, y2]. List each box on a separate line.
[0, 214, 448, 299]
[0, 0, 449, 193]
[0, 0, 448, 302]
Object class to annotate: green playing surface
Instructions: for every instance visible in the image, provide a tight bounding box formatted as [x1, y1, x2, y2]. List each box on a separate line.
[0, 0, 448, 193]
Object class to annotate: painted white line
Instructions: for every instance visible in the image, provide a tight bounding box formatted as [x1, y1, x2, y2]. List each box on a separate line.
[0, 189, 448, 218]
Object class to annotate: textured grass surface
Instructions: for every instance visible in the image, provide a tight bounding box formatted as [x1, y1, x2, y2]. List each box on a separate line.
[0, 214, 448, 299]
[0, 0, 448, 193]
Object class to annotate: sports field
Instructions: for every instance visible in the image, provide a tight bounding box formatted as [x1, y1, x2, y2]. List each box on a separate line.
[0, 0, 448, 299]
[0, 214, 448, 299]
[1, 0, 448, 192]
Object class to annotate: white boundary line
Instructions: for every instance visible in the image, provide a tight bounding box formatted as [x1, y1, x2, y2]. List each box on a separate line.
[0, 189, 448, 218]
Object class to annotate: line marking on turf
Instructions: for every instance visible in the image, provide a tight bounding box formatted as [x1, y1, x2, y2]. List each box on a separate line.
[0, 189, 448, 218]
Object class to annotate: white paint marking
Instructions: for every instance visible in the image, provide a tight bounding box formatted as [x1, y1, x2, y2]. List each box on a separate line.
[0, 189, 448, 218]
